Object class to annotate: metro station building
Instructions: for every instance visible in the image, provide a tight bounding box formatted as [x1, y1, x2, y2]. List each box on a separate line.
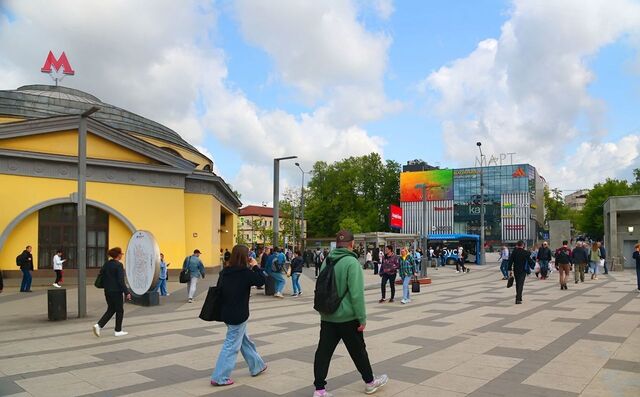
[0, 85, 241, 275]
[400, 164, 546, 246]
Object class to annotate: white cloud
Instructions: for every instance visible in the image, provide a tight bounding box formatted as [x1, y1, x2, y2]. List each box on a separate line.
[371, 0, 395, 20]
[0, 0, 391, 205]
[422, 0, 640, 189]
[0, 0, 216, 145]
[558, 135, 640, 188]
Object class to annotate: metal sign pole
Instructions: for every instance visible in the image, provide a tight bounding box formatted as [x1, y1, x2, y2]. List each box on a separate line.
[77, 107, 99, 318]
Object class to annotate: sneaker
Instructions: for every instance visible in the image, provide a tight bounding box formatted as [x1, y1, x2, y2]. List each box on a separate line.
[92, 324, 101, 337]
[407, 298, 412, 303]
[252, 365, 267, 377]
[365, 374, 388, 394]
[298, 291, 302, 296]
[211, 379, 234, 387]
[401, 299, 407, 304]
[388, 298, 394, 303]
[312, 389, 334, 397]
[114, 331, 128, 337]
[378, 298, 386, 303]
[188, 298, 194, 303]
[291, 293, 299, 297]
[53, 283, 61, 288]
[165, 293, 170, 296]
[466, 268, 470, 273]
[275, 292, 284, 298]
[456, 270, 460, 273]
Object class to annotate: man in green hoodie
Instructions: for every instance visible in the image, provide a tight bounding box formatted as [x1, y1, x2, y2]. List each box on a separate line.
[312, 230, 388, 397]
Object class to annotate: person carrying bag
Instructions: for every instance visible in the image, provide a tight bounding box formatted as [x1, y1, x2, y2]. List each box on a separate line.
[209, 245, 267, 387]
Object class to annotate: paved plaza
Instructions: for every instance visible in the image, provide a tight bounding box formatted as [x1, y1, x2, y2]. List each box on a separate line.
[1, 260, 639, 397]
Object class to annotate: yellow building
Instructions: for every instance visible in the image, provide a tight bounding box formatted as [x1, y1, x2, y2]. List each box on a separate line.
[0, 85, 241, 276]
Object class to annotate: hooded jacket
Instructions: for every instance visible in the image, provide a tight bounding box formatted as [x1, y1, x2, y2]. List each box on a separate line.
[319, 248, 367, 325]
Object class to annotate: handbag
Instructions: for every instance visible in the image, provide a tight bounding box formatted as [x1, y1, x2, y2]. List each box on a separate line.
[199, 274, 223, 322]
[506, 276, 514, 288]
[411, 276, 420, 293]
[94, 267, 104, 289]
[180, 257, 192, 283]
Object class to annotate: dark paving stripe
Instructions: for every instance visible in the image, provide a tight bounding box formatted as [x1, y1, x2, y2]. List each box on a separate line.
[583, 334, 628, 344]
[603, 358, 640, 373]
[469, 280, 638, 396]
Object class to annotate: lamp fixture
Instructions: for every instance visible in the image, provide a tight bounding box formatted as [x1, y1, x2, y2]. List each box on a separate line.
[628, 226, 634, 233]
[218, 229, 229, 233]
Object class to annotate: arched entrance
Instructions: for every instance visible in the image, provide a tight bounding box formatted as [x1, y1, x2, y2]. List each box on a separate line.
[38, 204, 109, 269]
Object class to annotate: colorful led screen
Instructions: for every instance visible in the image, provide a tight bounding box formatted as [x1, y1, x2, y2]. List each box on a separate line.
[400, 170, 454, 202]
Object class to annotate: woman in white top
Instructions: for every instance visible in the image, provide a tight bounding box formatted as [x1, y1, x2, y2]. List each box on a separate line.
[53, 250, 66, 288]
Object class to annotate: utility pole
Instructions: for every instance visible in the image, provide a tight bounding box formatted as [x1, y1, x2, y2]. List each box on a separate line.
[77, 106, 100, 318]
[273, 156, 297, 248]
[476, 142, 485, 266]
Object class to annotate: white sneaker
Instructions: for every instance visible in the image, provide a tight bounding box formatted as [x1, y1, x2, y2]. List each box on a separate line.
[114, 331, 128, 337]
[456, 270, 460, 273]
[53, 283, 61, 288]
[188, 298, 193, 303]
[401, 299, 407, 304]
[275, 292, 284, 298]
[93, 324, 101, 337]
[365, 374, 388, 394]
[312, 390, 334, 397]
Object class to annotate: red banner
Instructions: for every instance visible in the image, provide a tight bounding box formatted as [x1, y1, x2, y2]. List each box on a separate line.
[390, 205, 403, 229]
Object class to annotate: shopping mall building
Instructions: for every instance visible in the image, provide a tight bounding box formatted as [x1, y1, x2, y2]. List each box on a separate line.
[400, 163, 546, 246]
[0, 85, 241, 276]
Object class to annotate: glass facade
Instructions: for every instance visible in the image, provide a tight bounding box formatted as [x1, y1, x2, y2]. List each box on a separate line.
[401, 164, 545, 245]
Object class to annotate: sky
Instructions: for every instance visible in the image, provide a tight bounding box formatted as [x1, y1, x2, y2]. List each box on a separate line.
[1, 0, 639, 205]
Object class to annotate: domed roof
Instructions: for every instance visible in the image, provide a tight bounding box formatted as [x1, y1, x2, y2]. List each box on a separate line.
[0, 85, 197, 152]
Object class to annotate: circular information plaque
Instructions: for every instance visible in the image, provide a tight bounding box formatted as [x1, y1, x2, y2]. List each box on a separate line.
[125, 230, 160, 296]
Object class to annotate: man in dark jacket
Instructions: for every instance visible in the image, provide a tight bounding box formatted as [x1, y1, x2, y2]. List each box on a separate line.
[571, 241, 589, 284]
[555, 241, 573, 290]
[17, 245, 34, 292]
[537, 241, 552, 280]
[508, 241, 530, 304]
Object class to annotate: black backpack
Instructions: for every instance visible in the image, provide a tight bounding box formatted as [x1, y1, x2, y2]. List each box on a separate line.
[313, 256, 348, 315]
[555, 248, 570, 264]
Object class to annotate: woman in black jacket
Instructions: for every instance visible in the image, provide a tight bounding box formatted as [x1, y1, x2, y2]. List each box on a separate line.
[93, 247, 131, 337]
[211, 244, 266, 386]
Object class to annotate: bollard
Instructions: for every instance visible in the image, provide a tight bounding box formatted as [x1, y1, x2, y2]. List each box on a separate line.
[48, 288, 67, 321]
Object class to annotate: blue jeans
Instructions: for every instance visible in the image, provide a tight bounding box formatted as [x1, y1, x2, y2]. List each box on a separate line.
[590, 261, 599, 275]
[500, 260, 509, 278]
[211, 321, 265, 384]
[402, 276, 411, 301]
[539, 260, 549, 278]
[154, 278, 168, 295]
[20, 269, 32, 292]
[291, 272, 302, 294]
[271, 272, 286, 293]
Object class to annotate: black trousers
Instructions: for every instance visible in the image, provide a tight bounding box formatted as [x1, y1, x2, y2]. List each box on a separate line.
[515, 272, 526, 302]
[314, 320, 374, 390]
[373, 261, 379, 274]
[315, 263, 321, 277]
[98, 291, 124, 332]
[54, 270, 62, 284]
[456, 260, 466, 272]
[380, 273, 396, 299]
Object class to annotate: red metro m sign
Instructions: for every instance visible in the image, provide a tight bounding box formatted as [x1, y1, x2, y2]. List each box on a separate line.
[41, 51, 75, 75]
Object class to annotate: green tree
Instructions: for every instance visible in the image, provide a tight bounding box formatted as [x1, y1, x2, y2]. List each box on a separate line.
[339, 217, 363, 234]
[305, 153, 400, 237]
[544, 187, 569, 222]
[631, 168, 640, 193]
[578, 179, 633, 239]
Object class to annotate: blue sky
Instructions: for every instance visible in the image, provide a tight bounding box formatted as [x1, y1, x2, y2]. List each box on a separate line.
[1, 0, 639, 203]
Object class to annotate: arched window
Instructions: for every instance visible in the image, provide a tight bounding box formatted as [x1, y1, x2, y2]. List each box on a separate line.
[38, 204, 109, 269]
[203, 164, 212, 172]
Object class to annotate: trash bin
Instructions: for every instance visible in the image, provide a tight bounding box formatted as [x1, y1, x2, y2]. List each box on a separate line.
[48, 288, 67, 321]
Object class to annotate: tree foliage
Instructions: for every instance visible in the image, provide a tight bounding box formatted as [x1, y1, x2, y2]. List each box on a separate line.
[544, 187, 571, 223]
[578, 178, 635, 239]
[305, 153, 400, 237]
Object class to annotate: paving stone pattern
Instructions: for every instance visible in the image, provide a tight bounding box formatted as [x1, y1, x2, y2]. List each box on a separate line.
[0, 262, 639, 397]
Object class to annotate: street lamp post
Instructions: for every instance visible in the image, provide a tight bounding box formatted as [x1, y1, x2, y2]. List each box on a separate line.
[476, 142, 485, 266]
[415, 183, 427, 277]
[77, 106, 100, 318]
[273, 156, 297, 248]
[295, 162, 311, 252]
